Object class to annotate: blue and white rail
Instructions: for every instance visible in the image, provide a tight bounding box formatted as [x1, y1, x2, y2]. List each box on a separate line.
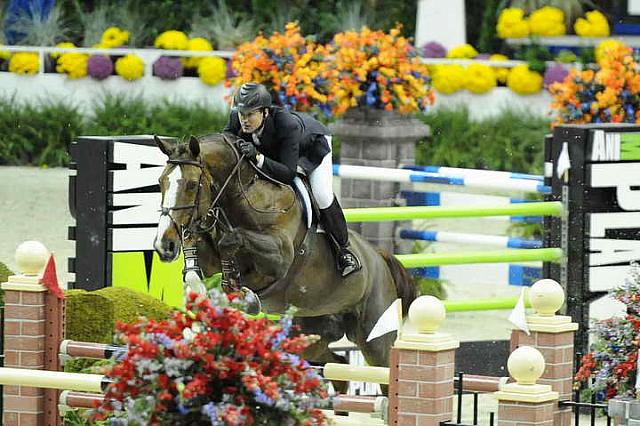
[399, 229, 543, 249]
[333, 164, 549, 194]
[403, 165, 543, 182]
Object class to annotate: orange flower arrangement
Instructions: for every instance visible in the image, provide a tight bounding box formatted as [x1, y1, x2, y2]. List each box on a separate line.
[323, 26, 434, 116]
[227, 23, 332, 115]
[550, 42, 640, 125]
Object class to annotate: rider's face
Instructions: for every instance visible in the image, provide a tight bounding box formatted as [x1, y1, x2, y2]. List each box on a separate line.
[238, 109, 265, 133]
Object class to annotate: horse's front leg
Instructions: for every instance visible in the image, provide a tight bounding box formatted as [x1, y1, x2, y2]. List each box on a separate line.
[218, 228, 294, 284]
[183, 233, 221, 296]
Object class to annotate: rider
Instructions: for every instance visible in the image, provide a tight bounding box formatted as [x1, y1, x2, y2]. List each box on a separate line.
[224, 82, 361, 277]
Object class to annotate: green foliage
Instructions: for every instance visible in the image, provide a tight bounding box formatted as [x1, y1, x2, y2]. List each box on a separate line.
[189, 0, 257, 50]
[417, 107, 550, 174]
[477, 0, 502, 53]
[515, 44, 553, 74]
[0, 97, 83, 166]
[416, 277, 447, 299]
[0, 96, 229, 166]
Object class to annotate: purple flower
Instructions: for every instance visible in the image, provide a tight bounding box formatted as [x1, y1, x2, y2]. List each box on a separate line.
[153, 56, 183, 80]
[475, 53, 491, 60]
[225, 59, 236, 79]
[544, 63, 569, 88]
[87, 55, 114, 80]
[422, 41, 447, 58]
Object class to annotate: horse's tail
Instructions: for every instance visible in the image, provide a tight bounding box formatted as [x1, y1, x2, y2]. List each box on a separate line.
[379, 250, 418, 316]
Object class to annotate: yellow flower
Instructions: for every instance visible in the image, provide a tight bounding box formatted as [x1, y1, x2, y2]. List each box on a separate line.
[0, 46, 11, 60]
[447, 43, 478, 59]
[101, 27, 129, 48]
[183, 37, 213, 68]
[154, 30, 189, 50]
[490, 53, 510, 83]
[432, 64, 465, 94]
[198, 56, 226, 85]
[115, 54, 145, 81]
[464, 63, 497, 93]
[496, 8, 529, 38]
[529, 6, 565, 36]
[575, 10, 610, 37]
[595, 39, 626, 63]
[56, 53, 88, 79]
[52, 42, 75, 59]
[9, 52, 39, 75]
[507, 64, 543, 95]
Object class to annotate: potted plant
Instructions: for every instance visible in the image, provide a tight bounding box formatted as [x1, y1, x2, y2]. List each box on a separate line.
[92, 292, 328, 425]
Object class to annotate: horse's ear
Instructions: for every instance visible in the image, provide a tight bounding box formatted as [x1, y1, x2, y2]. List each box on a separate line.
[188, 135, 200, 158]
[154, 135, 173, 157]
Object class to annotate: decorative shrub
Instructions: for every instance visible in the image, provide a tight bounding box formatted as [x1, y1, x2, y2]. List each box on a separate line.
[574, 10, 610, 37]
[422, 41, 446, 58]
[324, 25, 434, 116]
[115, 54, 145, 81]
[575, 266, 640, 401]
[153, 56, 183, 80]
[507, 64, 543, 95]
[198, 56, 226, 85]
[154, 30, 189, 50]
[496, 8, 529, 38]
[9, 52, 39, 74]
[550, 42, 640, 125]
[93, 292, 328, 425]
[87, 55, 114, 80]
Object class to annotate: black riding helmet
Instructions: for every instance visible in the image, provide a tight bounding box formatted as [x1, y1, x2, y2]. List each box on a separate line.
[233, 83, 272, 113]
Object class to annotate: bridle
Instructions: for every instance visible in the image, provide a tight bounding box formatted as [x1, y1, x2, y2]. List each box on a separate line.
[158, 140, 246, 241]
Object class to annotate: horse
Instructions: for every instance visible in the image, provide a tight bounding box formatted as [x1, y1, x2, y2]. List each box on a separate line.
[153, 132, 418, 376]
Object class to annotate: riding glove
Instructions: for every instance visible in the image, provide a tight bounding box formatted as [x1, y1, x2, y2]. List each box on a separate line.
[238, 140, 258, 160]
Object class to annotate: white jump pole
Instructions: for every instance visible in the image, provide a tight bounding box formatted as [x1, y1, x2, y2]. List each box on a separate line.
[0, 367, 107, 393]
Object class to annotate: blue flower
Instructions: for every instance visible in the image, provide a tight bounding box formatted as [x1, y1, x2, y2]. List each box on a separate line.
[254, 389, 275, 406]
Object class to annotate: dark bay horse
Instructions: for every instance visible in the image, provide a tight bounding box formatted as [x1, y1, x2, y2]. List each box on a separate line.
[153, 133, 417, 371]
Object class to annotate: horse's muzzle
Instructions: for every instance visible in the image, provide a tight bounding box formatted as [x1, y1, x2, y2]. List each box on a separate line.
[154, 236, 180, 262]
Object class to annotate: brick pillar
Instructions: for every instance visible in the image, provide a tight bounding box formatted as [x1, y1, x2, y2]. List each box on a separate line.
[510, 279, 578, 426]
[1, 242, 51, 426]
[388, 295, 458, 425]
[495, 346, 559, 426]
[330, 107, 430, 253]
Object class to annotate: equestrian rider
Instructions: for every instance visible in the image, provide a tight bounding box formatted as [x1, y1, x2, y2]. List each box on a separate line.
[224, 82, 362, 277]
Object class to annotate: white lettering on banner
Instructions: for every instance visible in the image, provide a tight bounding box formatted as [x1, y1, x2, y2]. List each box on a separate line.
[589, 212, 640, 237]
[110, 227, 156, 251]
[111, 193, 162, 225]
[590, 239, 640, 266]
[591, 163, 640, 210]
[591, 131, 621, 162]
[589, 265, 633, 292]
[111, 142, 166, 192]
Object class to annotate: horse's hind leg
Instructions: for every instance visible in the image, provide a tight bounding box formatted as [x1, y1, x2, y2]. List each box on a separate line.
[294, 316, 349, 394]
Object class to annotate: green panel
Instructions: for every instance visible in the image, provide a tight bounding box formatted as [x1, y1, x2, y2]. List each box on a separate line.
[620, 133, 640, 161]
[111, 251, 184, 309]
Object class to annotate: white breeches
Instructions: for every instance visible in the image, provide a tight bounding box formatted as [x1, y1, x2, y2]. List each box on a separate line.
[309, 135, 335, 209]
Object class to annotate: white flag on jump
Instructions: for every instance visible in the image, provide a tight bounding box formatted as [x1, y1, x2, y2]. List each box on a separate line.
[556, 142, 571, 179]
[508, 288, 530, 335]
[367, 299, 403, 342]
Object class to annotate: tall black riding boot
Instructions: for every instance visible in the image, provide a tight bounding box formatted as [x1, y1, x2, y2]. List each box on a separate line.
[320, 198, 362, 277]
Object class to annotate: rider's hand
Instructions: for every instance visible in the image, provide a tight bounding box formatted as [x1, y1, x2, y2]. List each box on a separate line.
[238, 140, 258, 160]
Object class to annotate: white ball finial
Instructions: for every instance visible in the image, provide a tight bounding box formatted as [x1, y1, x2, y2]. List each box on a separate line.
[507, 346, 545, 385]
[15, 241, 49, 276]
[408, 295, 446, 333]
[529, 279, 565, 316]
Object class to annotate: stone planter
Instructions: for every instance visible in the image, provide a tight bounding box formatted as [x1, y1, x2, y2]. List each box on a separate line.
[330, 107, 430, 253]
